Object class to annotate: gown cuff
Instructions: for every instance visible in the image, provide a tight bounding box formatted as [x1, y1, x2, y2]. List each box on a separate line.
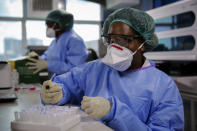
[102, 96, 116, 122]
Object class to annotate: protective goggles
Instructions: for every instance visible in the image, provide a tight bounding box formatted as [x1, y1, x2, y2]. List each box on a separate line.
[101, 34, 141, 47]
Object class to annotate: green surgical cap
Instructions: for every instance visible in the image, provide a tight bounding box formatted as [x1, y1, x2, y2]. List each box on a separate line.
[103, 8, 158, 51]
[45, 9, 73, 31]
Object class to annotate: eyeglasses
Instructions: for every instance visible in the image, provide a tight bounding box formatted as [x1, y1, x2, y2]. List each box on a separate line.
[101, 34, 141, 47]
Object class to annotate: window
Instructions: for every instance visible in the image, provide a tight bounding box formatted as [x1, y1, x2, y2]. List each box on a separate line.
[74, 24, 100, 41]
[0, 21, 22, 59]
[0, 0, 23, 59]
[74, 24, 100, 53]
[153, 0, 180, 9]
[66, 0, 101, 54]
[66, 0, 101, 21]
[0, 0, 102, 59]
[155, 11, 195, 33]
[152, 35, 195, 52]
[153, 11, 196, 52]
[0, 0, 23, 17]
[26, 20, 52, 46]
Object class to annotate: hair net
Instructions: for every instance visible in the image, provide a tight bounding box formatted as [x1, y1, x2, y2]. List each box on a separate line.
[45, 9, 73, 31]
[102, 8, 158, 51]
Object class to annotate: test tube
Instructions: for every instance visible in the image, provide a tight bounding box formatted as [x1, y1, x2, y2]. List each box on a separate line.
[46, 73, 56, 90]
[14, 111, 20, 121]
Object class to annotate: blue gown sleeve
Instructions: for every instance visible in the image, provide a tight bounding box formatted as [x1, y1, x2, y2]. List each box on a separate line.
[40, 40, 55, 60]
[40, 51, 48, 60]
[40, 49, 48, 60]
[47, 38, 88, 74]
[41, 64, 87, 105]
[103, 80, 184, 131]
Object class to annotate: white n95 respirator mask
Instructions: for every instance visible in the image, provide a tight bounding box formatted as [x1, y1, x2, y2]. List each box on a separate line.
[102, 43, 145, 71]
[46, 27, 56, 38]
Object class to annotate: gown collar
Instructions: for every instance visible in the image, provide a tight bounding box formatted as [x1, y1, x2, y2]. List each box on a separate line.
[124, 59, 153, 73]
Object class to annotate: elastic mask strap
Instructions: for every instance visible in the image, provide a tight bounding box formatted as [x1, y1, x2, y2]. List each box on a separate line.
[133, 41, 146, 55]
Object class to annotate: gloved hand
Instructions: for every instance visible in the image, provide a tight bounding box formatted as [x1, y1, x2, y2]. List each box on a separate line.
[26, 58, 48, 74]
[28, 51, 39, 59]
[41, 80, 63, 104]
[81, 96, 111, 119]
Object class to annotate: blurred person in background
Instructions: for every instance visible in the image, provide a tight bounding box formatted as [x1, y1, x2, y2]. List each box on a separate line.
[27, 9, 88, 75]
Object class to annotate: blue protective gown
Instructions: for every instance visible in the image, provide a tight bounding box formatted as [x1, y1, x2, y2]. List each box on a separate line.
[42, 59, 184, 131]
[40, 29, 88, 74]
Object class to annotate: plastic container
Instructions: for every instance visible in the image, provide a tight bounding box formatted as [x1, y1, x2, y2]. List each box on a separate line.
[11, 105, 81, 131]
[11, 69, 19, 90]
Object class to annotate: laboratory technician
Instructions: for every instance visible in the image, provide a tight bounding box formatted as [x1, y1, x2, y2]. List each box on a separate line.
[27, 9, 88, 75]
[40, 8, 184, 131]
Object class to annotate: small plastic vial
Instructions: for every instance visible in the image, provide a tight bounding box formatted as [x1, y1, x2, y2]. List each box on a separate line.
[12, 69, 19, 90]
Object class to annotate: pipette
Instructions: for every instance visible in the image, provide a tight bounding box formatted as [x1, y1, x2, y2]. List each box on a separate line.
[46, 73, 56, 90]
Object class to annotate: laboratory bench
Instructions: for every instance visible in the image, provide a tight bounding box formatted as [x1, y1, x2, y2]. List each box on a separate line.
[0, 86, 113, 131]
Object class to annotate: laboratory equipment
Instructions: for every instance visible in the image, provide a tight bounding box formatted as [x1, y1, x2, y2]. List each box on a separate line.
[10, 56, 48, 84]
[11, 105, 81, 131]
[145, 0, 197, 61]
[9, 57, 40, 83]
[0, 62, 12, 89]
[12, 69, 19, 89]
[0, 56, 17, 102]
[0, 91, 17, 102]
